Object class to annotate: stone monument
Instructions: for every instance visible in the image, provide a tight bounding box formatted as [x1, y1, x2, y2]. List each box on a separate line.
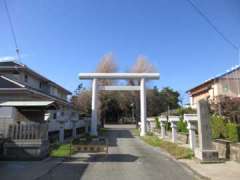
[195, 99, 219, 162]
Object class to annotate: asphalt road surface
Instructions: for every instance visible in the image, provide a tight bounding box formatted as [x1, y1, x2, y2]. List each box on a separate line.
[39, 124, 196, 180]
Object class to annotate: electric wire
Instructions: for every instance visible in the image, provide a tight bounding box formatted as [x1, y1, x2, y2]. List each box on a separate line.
[3, 0, 21, 62]
[185, 0, 240, 63]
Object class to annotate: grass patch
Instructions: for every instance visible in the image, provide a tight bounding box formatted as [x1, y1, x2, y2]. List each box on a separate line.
[158, 140, 193, 159]
[131, 128, 140, 136]
[50, 131, 108, 158]
[50, 143, 77, 158]
[142, 134, 162, 147]
[132, 129, 193, 159]
[99, 128, 108, 136]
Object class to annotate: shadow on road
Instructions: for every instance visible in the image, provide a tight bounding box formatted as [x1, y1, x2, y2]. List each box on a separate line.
[86, 154, 138, 162]
[104, 128, 134, 147]
[37, 162, 88, 180]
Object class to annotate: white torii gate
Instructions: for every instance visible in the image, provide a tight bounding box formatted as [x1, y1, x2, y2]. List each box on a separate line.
[78, 73, 160, 136]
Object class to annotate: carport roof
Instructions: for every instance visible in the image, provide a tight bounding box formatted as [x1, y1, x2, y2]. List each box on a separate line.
[0, 101, 55, 107]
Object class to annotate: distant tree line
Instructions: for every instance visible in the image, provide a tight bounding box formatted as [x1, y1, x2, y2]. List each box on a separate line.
[71, 53, 181, 125]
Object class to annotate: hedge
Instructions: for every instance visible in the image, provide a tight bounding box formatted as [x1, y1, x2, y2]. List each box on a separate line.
[226, 123, 240, 142]
[155, 117, 160, 129]
[210, 114, 240, 142]
[210, 114, 226, 139]
[177, 118, 188, 133]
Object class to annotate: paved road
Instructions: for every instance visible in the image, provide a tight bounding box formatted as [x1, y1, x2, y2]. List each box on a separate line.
[39, 124, 195, 180]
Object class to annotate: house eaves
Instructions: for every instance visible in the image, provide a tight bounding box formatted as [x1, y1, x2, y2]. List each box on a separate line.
[0, 61, 72, 95]
[187, 65, 240, 94]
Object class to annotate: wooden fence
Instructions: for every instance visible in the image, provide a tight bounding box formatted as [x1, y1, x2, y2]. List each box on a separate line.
[8, 123, 48, 140]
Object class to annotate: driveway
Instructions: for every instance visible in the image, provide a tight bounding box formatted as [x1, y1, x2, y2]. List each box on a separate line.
[1, 124, 196, 180]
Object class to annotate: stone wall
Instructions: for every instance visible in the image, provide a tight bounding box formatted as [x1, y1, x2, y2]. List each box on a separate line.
[212, 139, 230, 160]
[212, 140, 240, 162]
[166, 131, 198, 145]
[166, 130, 240, 162]
[177, 133, 188, 144]
[230, 143, 240, 162]
[2, 139, 49, 160]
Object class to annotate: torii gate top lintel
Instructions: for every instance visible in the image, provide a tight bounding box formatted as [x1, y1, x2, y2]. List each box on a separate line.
[78, 73, 160, 80]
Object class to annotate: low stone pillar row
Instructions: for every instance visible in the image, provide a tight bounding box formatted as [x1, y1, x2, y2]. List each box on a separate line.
[169, 116, 180, 143]
[159, 116, 167, 139]
[184, 114, 198, 150]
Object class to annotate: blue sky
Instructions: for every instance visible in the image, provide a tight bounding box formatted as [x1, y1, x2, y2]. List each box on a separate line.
[0, 0, 240, 103]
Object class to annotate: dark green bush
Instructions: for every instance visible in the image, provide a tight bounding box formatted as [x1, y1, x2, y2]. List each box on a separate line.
[155, 117, 160, 129]
[177, 118, 188, 133]
[166, 121, 171, 131]
[226, 123, 240, 142]
[176, 107, 196, 116]
[210, 114, 226, 139]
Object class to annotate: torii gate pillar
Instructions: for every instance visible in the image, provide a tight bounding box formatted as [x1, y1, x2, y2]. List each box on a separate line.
[91, 78, 98, 136]
[140, 78, 146, 136]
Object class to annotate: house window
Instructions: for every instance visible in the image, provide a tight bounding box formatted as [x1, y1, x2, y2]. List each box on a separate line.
[39, 82, 42, 89]
[53, 113, 57, 120]
[61, 112, 64, 117]
[223, 85, 229, 92]
[24, 74, 28, 83]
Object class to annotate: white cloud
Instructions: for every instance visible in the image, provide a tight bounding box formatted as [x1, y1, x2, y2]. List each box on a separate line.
[0, 56, 16, 61]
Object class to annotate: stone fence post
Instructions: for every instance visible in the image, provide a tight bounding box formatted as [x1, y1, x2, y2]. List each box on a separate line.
[71, 120, 77, 138]
[59, 121, 65, 144]
[147, 117, 155, 132]
[184, 114, 198, 150]
[159, 116, 167, 139]
[169, 116, 180, 143]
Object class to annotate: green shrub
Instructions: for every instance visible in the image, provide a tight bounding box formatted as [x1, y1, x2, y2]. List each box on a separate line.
[176, 107, 196, 116]
[177, 118, 188, 133]
[210, 114, 226, 139]
[226, 123, 240, 142]
[155, 117, 160, 129]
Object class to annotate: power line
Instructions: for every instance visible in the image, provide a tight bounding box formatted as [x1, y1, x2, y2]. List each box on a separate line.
[3, 0, 21, 62]
[185, 0, 240, 61]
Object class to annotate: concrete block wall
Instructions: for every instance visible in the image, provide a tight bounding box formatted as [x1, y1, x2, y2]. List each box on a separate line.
[0, 107, 16, 137]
